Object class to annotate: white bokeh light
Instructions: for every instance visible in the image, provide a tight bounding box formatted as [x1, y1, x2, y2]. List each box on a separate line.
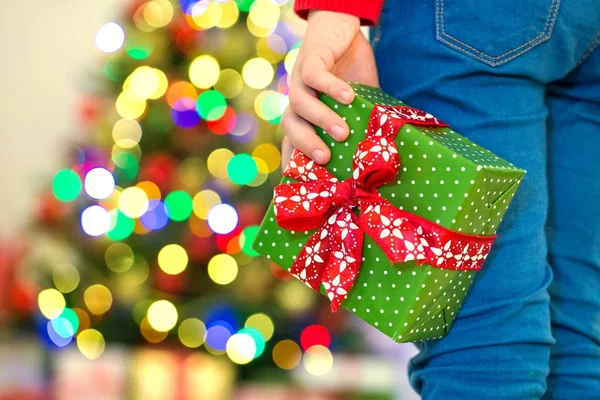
[81, 205, 111, 237]
[84, 168, 115, 200]
[95, 22, 125, 53]
[207, 203, 238, 234]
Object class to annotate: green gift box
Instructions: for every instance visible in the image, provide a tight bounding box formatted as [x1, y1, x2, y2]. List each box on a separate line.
[253, 83, 525, 343]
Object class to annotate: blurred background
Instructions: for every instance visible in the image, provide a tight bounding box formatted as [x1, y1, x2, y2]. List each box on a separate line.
[0, 1, 420, 399]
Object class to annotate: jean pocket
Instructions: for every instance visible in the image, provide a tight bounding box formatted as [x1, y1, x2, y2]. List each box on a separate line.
[435, 0, 561, 67]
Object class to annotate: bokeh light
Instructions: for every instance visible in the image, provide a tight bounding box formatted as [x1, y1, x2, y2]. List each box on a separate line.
[207, 254, 238, 285]
[77, 329, 106, 360]
[240, 225, 260, 256]
[300, 324, 331, 350]
[207, 203, 238, 234]
[189, 55, 220, 89]
[238, 327, 266, 357]
[38, 289, 66, 319]
[51, 308, 79, 338]
[272, 339, 301, 370]
[84, 284, 113, 315]
[158, 244, 188, 275]
[192, 190, 221, 219]
[214, 69, 243, 99]
[84, 168, 115, 200]
[205, 323, 232, 353]
[227, 154, 258, 185]
[140, 316, 169, 343]
[208, 148, 234, 179]
[116, 90, 147, 119]
[140, 200, 169, 230]
[164, 190, 193, 221]
[108, 209, 136, 240]
[226, 333, 256, 364]
[119, 187, 149, 218]
[95, 22, 125, 53]
[52, 264, 80, 293]
[81, 205, 111, 237]
[178, 318, 207, 348]
[252, 143, 280, 173]
[244, 313, 274, 341]
[196, 90, 227, 121]
[242, 58, 274, 89]
[105, 242, 135, 273]
[303, 345, 333, 376]
[53, 169, 81, 202]
[147, 300, 178, 332]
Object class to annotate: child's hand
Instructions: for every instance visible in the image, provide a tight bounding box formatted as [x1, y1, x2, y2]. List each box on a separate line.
[281, 10, 379, 166]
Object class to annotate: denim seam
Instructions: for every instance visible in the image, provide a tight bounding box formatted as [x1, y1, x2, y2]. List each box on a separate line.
[575, 27, 600, 67]
[435, 0, 561, 67]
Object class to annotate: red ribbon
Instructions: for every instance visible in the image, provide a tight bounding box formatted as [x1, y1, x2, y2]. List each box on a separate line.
[274, 105, 496, 312]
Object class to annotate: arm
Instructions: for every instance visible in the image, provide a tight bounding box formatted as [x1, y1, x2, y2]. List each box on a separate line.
[294, 0, 385, 26]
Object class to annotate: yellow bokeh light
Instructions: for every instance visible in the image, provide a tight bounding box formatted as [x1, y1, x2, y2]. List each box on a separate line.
[257, 36, 287, 64]
[272, 340, 302, 370]
[140, 316, 169, 343]
[84, 284, 113, 315]
[38, 288, 66, 319]
[147, 300, 178, 332]
[52, 264, 80, 294]
[191, 1, 223, 29]
[144, 0, 174, 28]
[242, 58, 274, 89]
[249, 0, 280, 29]
[226, 333, 256, 365]
[216, 0, 239, 28]
[248, 158, 269, 187]
[244, 313, 274, 341]
[207, 148, 234, 179]
[116, 90, 146, 119]
[189, 55, 220, 89]
[252, 143, 280, 173]
[214, 69, 243, 99]
[207, 254, 238, 285]
[192, 190, 221, 219]
[112, 119, 142, 148]
[284, 47, 300, 75]
[77, 329, 105, 360]
[126, 66, 168, 100]
[178, 318, 207, 348]
[105, 242, 135, 273]
[246, 16, 275, 38]
[158, 244, 188, 275]
[119, 186, 149, 218]
[303, 345, 334, 376]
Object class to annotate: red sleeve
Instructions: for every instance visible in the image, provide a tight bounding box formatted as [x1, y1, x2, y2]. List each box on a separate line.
[294, 0, 384, 26]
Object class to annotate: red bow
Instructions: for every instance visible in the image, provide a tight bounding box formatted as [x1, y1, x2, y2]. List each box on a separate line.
[274, 105, 496, 311]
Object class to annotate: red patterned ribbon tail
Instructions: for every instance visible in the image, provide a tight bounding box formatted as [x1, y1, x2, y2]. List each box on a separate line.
[319, 208, 364, 312]
[289, 223, 333, 292]
[367, 105, 450, 141]
[283, 148, 336, 182]
[359, 200, 496, 271]
[273, 180, 338, 231]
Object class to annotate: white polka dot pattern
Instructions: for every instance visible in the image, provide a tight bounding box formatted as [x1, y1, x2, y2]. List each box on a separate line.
[253, 83, 526, 343]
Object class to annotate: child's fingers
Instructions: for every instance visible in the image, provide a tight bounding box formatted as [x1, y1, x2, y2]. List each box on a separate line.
[281, 108, 331, 164]
[301, 53, 355, 105]
[288, 81, 349, 142]
[280, 136, 293, 168]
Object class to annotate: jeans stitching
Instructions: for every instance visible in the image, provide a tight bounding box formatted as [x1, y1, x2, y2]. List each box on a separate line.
[435, 0, 561, 66]
[575, 27, 600, 67]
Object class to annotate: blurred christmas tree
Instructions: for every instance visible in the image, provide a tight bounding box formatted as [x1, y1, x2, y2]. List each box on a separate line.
[30, 0, 365, 382]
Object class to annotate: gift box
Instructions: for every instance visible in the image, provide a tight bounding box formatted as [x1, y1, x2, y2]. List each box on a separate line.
[253, 83, 525, 343]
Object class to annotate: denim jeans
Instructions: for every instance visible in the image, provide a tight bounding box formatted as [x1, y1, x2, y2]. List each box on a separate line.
[371, 1, 600, 398]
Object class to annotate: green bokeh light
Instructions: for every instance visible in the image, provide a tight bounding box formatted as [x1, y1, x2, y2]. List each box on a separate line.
[234, 0, 256, 12]
[196, 90, 227, 121]
[239, 327, 265, 358]
[51, 307, 80, 338]
[164, 190, 193, 221]
[113, 152, 139, 181]
[53, 169, 82, 202]
[241, 225, 260, 256]
[108, 209, 135, 240]
[227, 154, 258, 185]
